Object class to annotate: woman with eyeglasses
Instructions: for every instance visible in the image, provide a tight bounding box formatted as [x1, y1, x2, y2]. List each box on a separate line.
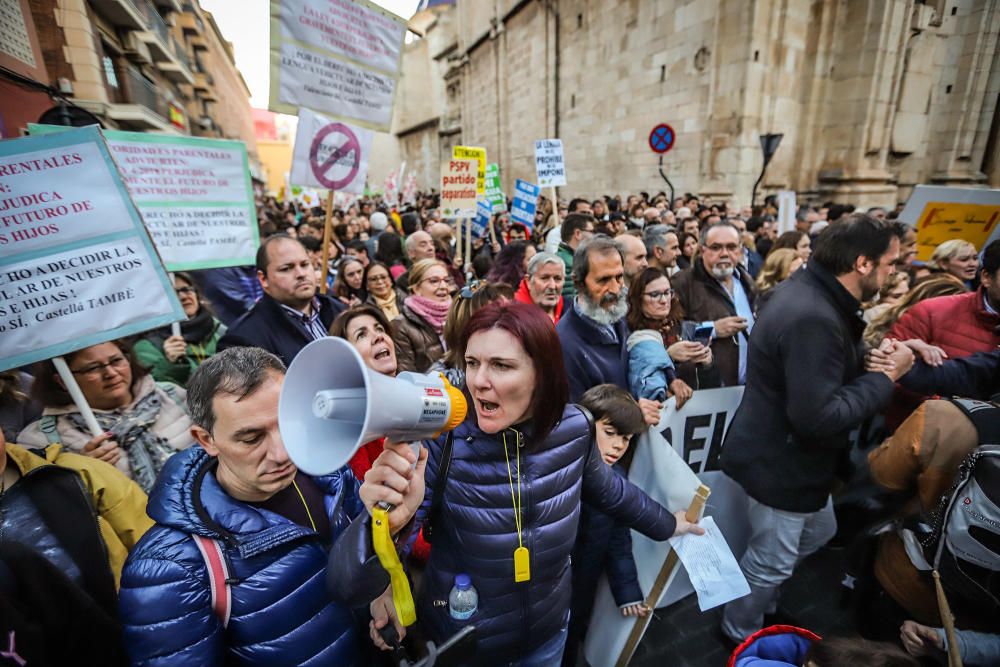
[626, 268, 718, 401]
[363, 261, 408, 321]
[133, 273, 226, 388]
[391, 259, 454, 373]
[17, 340, 194, 492]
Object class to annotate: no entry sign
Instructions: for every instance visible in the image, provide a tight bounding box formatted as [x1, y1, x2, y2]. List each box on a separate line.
[290, 108, 372, 194]
[649, 123, 676, 154]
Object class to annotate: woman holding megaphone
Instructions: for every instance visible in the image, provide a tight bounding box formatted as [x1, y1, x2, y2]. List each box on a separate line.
[328, 301, 703, 665]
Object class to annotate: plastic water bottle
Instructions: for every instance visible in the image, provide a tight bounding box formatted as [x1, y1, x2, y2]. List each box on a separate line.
[448, 573, 478, 620]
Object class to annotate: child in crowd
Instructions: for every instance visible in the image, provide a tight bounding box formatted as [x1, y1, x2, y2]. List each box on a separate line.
[562, 384, 648, 667]
[729, 626, 920, 667]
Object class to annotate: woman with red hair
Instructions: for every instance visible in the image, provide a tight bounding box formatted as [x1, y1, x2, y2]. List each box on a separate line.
[329, 302, 702, 664]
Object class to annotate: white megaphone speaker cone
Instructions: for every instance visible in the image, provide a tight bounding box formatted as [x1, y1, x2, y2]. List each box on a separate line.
[279, 337, 467, 476]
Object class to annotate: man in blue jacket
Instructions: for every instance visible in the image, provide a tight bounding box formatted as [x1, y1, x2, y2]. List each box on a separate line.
[719, 214, 914, 644]
[556, 236, 661, 425]
[218, 235, 345, 366]
[119, 347, 373, 666]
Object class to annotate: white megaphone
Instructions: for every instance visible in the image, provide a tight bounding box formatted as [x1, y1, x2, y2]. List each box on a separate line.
[279, 337, 468, 476]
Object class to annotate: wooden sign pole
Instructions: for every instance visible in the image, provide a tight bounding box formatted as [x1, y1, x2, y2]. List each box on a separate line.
[319, 189, 334, 294]
[614, 484, 711, 667]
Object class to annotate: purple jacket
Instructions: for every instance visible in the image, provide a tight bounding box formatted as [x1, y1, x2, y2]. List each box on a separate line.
[327, 405, 676, 664]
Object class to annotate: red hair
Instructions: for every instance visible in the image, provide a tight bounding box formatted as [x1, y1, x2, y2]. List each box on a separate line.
[459, 301, 569, 443]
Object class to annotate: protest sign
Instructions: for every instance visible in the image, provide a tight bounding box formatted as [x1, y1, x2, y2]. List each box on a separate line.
[585, 388, 751, 667]
[30, 124, 258, 272]
[484, 163, 504, 213]
[440, 159, 477, 218]
[268, 0, 406, 131]
[0, 126, 183, 372]
[290, 108, 373, 195]
[776, 190, 797, 235]
[510, 179, 539, 231]
[898, 185, 1000, 261]
[453, 146, 486, 194]
[534, 139, 567, 187]
[470, 198, 491, 239]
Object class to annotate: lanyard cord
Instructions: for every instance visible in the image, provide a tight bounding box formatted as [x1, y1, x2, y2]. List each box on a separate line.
[291, 479, 318, 532]
[502, 431, 523, 549]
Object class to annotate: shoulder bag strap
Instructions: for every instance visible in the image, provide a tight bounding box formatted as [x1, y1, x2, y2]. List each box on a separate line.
[191, 534, 232, 628]
[424, 430, 455, 543]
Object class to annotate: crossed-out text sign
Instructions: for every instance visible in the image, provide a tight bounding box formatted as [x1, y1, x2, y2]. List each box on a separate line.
[269, 0, 406, 131]
[440, 159, 478, 219]
[0, 127, 184, 371]
[534, 139, 566, 187]
[290, 108, 373, 195]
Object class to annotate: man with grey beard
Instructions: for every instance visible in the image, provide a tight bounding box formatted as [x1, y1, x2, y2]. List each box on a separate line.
[672, 222, 758, 386]
[556, 236, 661, 424]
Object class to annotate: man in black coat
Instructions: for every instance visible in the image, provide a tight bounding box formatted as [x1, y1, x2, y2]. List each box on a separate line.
[218, 235, 345, 367]
[719, 214, 914, 643]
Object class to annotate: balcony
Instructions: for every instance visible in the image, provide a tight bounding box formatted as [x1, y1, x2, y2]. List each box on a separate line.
[76, 67, 178, 133]
[88, 0, 146, 30]
[132, 0, 194, 83]
[193, 70, 212, 91]
[190, 34, 208, 51]
[176, 11, 203, 35]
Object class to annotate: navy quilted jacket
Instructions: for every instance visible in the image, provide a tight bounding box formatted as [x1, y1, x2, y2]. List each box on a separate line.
[328, 405, 676, 664]
[119, 447, 365, 666]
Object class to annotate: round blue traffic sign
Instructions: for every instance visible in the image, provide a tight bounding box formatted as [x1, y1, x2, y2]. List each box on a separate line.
[649, 123, 675, 154]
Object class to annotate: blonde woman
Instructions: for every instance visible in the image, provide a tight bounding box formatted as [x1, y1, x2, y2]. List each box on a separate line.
[755, 248, 804, 294]
[862, 272, 910, 323]
[928, 239, 978, 286]
[390, 259, 453, 372]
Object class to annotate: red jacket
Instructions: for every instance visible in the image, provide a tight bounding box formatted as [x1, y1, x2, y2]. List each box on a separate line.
[514, 278, 564, 324]
[887, 287, 1000, 358]
[884, 287, 1000, 429]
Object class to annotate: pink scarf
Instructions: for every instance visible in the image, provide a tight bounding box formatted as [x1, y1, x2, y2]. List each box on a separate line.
[405, 294, 451, 334]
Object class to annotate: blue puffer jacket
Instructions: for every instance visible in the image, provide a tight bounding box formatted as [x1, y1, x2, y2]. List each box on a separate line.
[328, 405, 677, 665]
[626, 329, 678, 401]
[728, 625, 819, 667]
[119, 447, 366, 666]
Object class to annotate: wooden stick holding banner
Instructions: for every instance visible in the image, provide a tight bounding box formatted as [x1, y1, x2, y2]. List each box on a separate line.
[465, 216, 473, 281]
[614, 484, 711, 667]
[488, 214, 498, 247]
[51, 357, 104, 438]
[550, 186, 560, 228]
[933, 571, 964, 667]
[454, 218, 464, 266]
[320, 190, 334, 295]
[168, 272, 181, 337]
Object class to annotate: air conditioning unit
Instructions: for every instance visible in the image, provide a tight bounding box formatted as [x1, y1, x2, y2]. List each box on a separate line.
[124, 33, 152, 64]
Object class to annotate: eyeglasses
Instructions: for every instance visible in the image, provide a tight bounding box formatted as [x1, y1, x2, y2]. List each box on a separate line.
[71, 355, 129, 379]
[420, 276, 449, 287]
[643, 289, 674, 301]
[705, 243, 740, 253]
[367, 274, 390, 284]
[175, 286, 195, 296]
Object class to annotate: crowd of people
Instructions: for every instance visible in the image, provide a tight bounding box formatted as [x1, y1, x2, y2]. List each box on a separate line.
[1, 184, 998, 667]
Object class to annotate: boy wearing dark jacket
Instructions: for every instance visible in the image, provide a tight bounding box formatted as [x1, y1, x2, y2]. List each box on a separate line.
[563, 385, 648, 667]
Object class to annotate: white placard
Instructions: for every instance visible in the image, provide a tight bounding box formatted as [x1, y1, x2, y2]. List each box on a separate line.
[0, 127, 183, 371]
[30, 124, 259, 272]
[290, 108, 373, 195]
[776, 190, 797, 235]
[269, 0, 406, 131]
[440, 159, 477, 219]
[534, 138, 567, 187]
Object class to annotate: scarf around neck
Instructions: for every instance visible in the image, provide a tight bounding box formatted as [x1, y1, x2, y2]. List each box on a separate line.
[405, 294, 450, 334]
[374, 290, 400, 320]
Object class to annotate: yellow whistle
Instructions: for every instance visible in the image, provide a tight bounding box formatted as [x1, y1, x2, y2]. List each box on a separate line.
[514, 546, 531, 583]
[372, 506, 416, 626]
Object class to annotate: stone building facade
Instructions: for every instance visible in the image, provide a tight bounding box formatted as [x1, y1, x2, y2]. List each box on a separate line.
[0, 0, 258, 171]
[394, 0, 1000, 208]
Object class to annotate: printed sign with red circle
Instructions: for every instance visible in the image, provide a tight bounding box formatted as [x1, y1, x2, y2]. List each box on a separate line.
[649, 123, 676, 154]
[309, 123, 362, 190]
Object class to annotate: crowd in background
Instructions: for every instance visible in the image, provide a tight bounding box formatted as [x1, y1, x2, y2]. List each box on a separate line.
[1, 180, 998, 667]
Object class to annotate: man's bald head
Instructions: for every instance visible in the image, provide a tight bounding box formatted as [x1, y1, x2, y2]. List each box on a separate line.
[617, 232, 649, 281]
[426, 223, 454, 245]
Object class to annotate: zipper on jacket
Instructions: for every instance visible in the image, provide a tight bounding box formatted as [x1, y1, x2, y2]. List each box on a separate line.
[512, 427, 532, 657]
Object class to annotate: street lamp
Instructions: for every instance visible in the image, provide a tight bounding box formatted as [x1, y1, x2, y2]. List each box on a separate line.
[752, 133, 783, 208]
